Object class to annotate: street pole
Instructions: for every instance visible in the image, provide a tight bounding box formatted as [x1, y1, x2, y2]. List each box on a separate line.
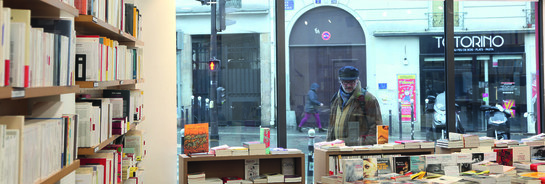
[210, 0, 219, 141]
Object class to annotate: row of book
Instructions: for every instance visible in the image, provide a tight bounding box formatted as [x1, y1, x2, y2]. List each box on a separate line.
[74, 0, 143, 39]
[0, 114, 77, 184]
[76, 36, 143, 82]
[315, 139, 435, 151]
[76, 136, 145, 184]
[188, 158, 300, 184]
[184, 125, 271, 156]
[0, 4, 77, 88]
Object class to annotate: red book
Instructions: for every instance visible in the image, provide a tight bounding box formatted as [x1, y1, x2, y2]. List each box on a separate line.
[74, 0, 88, 15]
[80, 158, 109, 184]
[531, 163, 545, 172]
[104, 144, 124, 183]
[494, 148, 513, 166]
[221, 176, 242, 183]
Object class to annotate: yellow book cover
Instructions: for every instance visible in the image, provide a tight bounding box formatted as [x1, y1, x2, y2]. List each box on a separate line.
[184, 123, 209, 154]
[376, 125, 389, 144]
[520, 172, 545, 178]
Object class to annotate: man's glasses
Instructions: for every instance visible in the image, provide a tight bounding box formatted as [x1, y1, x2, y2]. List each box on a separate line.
[340, 80, 357, 85]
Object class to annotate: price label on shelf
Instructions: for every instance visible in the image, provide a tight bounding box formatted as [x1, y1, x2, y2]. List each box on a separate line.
[93, 82, 98, 87]
[92, 17, 98, 23]
[11, 88, 24, 98]
[120, 80, 124, 85]
[94, 147, 99, 153]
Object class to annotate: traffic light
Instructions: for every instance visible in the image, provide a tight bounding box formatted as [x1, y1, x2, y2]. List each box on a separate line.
[209, 59, 220, 71]
[216, 87, 226, 106]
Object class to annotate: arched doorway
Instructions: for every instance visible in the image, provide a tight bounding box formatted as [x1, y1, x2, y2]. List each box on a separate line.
[289, 6, 367, 128]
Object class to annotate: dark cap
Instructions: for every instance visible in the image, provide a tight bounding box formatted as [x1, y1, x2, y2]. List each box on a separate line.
[338, 66, 359, 80]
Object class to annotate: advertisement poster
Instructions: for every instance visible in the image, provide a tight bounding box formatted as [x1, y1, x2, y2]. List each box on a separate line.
[398, 75, 416, 122]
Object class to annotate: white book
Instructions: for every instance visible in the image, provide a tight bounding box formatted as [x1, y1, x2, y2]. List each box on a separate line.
[60, 35, 69, 86]
[245, 159, 259, 180]
[2, 8, 10, 87]
[46, 33, 54, 86]
[10, 22, 25, 87]
[0, 4, 3, 87]
[3, 129, 19, 184]
[22, 120, 42, 184]
[92, 106, 100, 146]
[281, 158, 295, 176]
[56, 171, 76, 184]
[76, 102, 94, 147]
[76, 36, 100, 81]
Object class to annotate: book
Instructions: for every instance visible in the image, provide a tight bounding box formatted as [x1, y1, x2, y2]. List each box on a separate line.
[393, 156, 411, 174]
[260, 127, 270, 154]
[530, 145, 545, 160]
[245, 159, 259, 180]
[264, 173, 284, 183]
[281, 158, 295, 176]
[342, 158, 364, 182]
[242, 141, 266, 150]
[363, 157, 378, 178]
[511, 145, 531, 162]
[409, 156, 426, 173]
[183, 123, 209, 155]
[376, 125, 388, 144]
[376, 157, 392, 175]
[221, 176, 243, 184]
[494, 148, 513, 166]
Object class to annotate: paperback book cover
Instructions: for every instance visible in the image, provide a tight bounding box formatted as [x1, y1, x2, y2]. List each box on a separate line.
[494, 148, 513, 166]
[376, 125, 389, 144]
[260, 127, 271, 154]
[530, 145, 545, 160]
[425, 155, 443, 175]
[362, 158, 378, 178]
[184, 123, 209, 155]
[376, 157, 392, 175]
[410, 156, 426, 173]
[342, 159, 364, 182]
[393, 156, 411, 174]
[245, 159, 259, 180]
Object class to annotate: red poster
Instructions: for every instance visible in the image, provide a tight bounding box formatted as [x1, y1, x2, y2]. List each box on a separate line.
[398, 75, 416, 122]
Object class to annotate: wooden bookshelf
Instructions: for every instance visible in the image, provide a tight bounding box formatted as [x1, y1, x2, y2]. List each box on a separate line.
[313, 148, 435, 183]
[75, 15, 140, 43]
[76, 80, 125, 88]
[120, 79, 136, 85]
[0, 86, 79, 100]
[179, 154, 305, 184]
[37, 160, 80, 184]
[4, 0, 79, 17]
[78, 135, 121, 155]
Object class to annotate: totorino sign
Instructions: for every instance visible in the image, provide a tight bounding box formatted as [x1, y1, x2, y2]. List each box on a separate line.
[420, 33, 525, 54]
[435, 35, 505, 48]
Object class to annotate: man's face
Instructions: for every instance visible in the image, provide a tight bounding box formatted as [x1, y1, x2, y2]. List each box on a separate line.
[340, 79, 358, 93]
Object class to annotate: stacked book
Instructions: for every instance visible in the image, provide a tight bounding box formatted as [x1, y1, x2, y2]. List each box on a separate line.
[494, 139, 519, 148]
[437, 139, 463, 148]
[265, 173, 284, 183]
[284, 175, 302, 183]
[463, 134, 480, 148]
[479, 137, 496, 147]
[229, 147, 249, 156]
[243, 141, 266, 155]
[188, 172, 206, 184]
[211, 144, 231, 156]
[394, 140, 421, 149]
[204, 177, 223, 184]
[270, 148, 303, 154]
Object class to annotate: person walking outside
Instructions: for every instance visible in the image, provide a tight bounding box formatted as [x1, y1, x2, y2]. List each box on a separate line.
[297, 83, 324, 133]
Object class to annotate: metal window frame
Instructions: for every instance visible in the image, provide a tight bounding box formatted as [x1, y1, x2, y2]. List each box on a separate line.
[275, 0, 545, 146]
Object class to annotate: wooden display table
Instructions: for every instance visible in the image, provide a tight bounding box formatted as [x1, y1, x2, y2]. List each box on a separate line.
[179, 153, 305, 184]
[313, 148, 435, 183]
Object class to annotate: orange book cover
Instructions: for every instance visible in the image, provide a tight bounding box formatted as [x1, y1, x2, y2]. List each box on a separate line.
[520, 172, 545, 178]
[184, 123, 209, 155]
[377, 125, 389, 144]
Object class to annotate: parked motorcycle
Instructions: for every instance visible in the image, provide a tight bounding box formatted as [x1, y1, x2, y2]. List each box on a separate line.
[480, 104, 511, 140]
[425, 92, 465, 141]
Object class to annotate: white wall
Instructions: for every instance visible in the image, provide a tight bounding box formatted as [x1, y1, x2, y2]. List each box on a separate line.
[139, 0, 178, 183]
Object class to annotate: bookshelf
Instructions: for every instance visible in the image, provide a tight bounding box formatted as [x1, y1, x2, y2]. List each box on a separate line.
[3, 0, 79, 17]
[0, 0, 145, 182]
[0, 86, 80, 99]
[75, 15, 140, 42]
[179, 154, 306, 184]
[37, 160, 80, 184]
[78, 135, 122, 155]
[76, 79, 142, 88]
[313, 148, 435, 183]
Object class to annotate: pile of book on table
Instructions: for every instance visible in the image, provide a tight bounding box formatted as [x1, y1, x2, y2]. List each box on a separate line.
[314, 139, 434, 151]
[188, 144, 302, 157]
[320, 133, 545, 184]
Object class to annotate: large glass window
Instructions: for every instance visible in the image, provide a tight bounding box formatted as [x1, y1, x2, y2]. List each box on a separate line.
[176, 0, 541, 183]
